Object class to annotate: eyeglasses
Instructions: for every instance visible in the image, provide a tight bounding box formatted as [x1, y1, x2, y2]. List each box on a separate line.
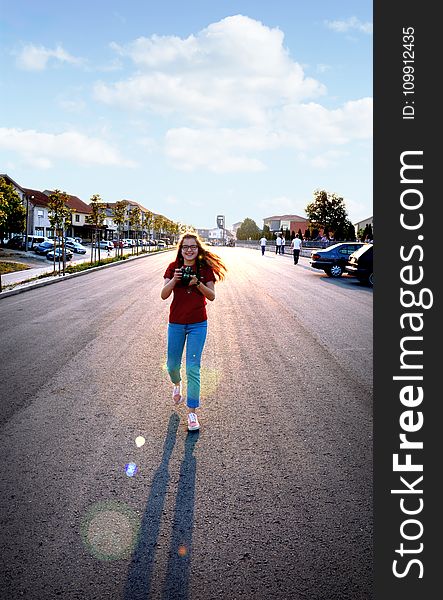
[182, 245, 198, 251]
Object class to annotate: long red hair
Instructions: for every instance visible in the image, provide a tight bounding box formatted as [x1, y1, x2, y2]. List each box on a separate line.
[174, 232, 227, 281]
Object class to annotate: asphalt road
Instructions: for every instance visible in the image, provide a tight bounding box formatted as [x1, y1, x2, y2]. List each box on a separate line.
[0, 247, 373, 600]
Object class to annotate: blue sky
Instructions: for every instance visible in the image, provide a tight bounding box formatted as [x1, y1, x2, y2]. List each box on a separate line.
[0, 0, 372, 230]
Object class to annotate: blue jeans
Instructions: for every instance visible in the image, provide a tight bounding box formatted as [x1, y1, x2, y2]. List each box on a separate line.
[167, 321, 208, 409]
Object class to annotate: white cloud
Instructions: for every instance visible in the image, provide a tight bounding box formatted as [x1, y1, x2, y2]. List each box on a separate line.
[258, 196, 300, 214]
[162, 97, 372, 172]
[95, 15, 326, 126]
[277, 98, 373, 148]
[93, 14, 371, 173]
[325, 17, 373, 35]
[316, 64, 332, 74]
[0, 128, 136, 168]
[164, 127, 271, 172]
[15, 44, 84, 71]
[308, 149, 348, 168]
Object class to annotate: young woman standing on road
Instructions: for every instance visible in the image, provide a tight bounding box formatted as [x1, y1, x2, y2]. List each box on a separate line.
[161, 232, 227, 431]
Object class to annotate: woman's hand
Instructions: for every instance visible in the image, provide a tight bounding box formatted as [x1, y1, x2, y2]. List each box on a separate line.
[161, 270, 182, 300]
[189, 274, 199, 286]
[172, 268, 183, 284]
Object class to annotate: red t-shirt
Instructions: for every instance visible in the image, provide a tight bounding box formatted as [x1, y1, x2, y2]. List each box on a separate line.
[164, 261, 215, 324]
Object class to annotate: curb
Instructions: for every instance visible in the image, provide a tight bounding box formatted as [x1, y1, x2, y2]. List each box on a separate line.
[0, 248, 174, 300]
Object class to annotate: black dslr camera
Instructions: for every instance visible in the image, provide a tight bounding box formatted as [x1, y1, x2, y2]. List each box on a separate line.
[180, 265, 195, 286]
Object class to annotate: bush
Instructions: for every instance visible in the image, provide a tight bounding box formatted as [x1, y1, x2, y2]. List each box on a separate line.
[65, 255, 128, 274]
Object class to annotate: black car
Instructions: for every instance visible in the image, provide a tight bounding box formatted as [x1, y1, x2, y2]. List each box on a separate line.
[310, 242, 365, 277]
[346, 244, 373, 286]
[5, 235, 25, 249]
[46, 248, 73, 261]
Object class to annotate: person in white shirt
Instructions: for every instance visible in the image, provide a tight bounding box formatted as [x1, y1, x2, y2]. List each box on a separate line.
[290, 234, 302, 264]
[281, 235, 286, 254]
[259, 236, 267, 256]
[275, 234, 282, 254]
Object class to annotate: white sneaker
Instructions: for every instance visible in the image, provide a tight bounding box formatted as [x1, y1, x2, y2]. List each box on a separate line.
[187, 412, 200, 431]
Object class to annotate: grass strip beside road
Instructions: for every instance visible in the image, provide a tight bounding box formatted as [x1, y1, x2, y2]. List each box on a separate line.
[0, 261, 30, 275]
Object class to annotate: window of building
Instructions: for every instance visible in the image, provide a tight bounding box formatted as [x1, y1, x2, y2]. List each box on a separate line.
[75, 214, 80, 223]
[37, 210, 44, 218]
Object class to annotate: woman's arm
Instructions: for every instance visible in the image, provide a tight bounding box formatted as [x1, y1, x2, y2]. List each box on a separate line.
[161, 269, 182, 299]
[190, 275, 215, 301]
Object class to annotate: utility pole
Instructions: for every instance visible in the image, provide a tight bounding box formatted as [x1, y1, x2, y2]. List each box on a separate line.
[24, 194, 34, 252]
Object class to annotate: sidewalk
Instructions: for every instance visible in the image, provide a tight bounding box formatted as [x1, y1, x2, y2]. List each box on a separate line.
[0, 249, 172, 299]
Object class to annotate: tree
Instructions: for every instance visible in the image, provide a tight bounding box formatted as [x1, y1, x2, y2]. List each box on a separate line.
[0, 177, 26, 244]
[334, 219, 357, 241]
[86, 194, 107, 263]
[305, 190, 350, 238]
[363, 223, 373, 241]
[128, 206, 142, 255]
[47, 190, 73, 275]
[142, 210, 154, 249]
[236, 218, 261, 240]
[112, 201, 128, 257]
[261, 224, 272, 240]
[153, 214, 167, 240]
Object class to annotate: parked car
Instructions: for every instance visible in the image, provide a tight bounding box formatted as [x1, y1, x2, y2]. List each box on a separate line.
[6, 234, 48, 249]
[157, 240, 167, 247]
[46, 248, 73, 261]
[98, 240, 114, 250]
[65, 241, 87, 254]
[309, 242, 365, 277]
[346, 244, 373, 286]
[56, 236, 76, 246]
[34, 240, 55, 255]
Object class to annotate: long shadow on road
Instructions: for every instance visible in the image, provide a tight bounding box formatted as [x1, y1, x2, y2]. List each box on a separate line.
[161, 430, 199, 600]
[124, 414, 200, 600]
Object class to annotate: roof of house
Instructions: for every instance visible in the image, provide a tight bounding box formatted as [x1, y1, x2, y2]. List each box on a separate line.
[1, 174, 26, 193]
[42, 190, 92, 214]
[23, 188, 53, 207]
[263, 214, 308, 221]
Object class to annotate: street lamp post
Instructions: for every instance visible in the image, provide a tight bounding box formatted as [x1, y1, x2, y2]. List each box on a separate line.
[24, 194, 34, 252]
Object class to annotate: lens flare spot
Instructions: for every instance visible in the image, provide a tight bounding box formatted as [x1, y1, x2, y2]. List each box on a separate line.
[80, 501, 140, 561]
[135, 436, 145, 448]
[125, 462, 138, 477]
[199, 367, 221, 399]
[178, 545, 187, 557]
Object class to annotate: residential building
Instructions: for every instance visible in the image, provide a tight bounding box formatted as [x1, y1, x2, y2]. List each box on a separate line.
[0, 174, 26, 202]
[42, 190, 92, 240]
[263, 214, 309, 236]
[231, 222, 242, 238]
[354, 216, 373, 237]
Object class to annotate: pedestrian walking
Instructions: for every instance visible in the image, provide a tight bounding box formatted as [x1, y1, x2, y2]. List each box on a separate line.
[290, 234, 302, 264]
[275, 233, 282, 254]
[259, 235, 267, 255]
[281, 235, 286, 254]
[161, 232, 227, 431]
